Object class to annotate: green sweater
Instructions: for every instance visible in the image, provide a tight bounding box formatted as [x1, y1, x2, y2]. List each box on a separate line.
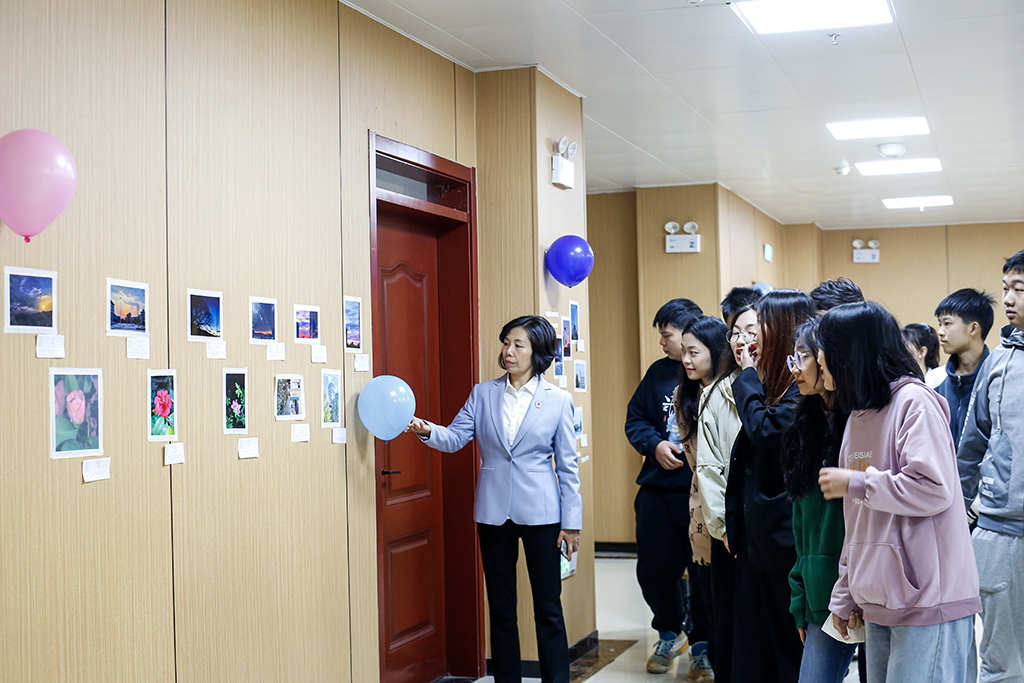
[788, 486, 846, 629]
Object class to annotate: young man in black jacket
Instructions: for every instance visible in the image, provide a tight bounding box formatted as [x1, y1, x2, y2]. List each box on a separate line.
[625, 298, 706, 674]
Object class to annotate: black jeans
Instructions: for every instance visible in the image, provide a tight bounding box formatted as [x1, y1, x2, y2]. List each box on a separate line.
[710, 537, 736, 683]
[478, 520, 569, 683]
[634, 486, 710, 642]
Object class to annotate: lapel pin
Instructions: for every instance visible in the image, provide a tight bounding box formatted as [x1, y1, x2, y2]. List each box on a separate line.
[535, 400, 543, 409]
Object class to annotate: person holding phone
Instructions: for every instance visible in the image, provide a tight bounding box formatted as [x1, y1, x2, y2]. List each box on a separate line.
[407, 315, 581, 683]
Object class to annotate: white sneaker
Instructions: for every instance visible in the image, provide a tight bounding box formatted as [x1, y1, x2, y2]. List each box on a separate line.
[647, 631, 690, 674]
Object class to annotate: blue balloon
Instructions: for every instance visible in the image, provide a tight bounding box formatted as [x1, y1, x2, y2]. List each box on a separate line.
[357, 375, 417, 441]
[545, 235, 595, 288]
[752, 281, 773, 295]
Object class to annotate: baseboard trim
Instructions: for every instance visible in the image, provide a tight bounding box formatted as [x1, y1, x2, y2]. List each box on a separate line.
[594, 541, 637, 556]
[485, 630, 599, 678]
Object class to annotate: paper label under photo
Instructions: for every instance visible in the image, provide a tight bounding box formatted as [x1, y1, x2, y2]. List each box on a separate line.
[126, 337, 150, 359]
[332, 427, 347, 444]
[206, 339, 227, 359]
[50, 368, 103, 459]
[354, 354, 370, 372]
[164, 442, 185, 465]
[82, 457, 111, 483]
[5, 266, 57, 335]
[107, 277, 149, 338]
[291, 423, 311, 442]
[237, 437, 259, 459]
[36, 334, 65, 358]
[266, 342, 286, 361]
[311, 345, 328, 364]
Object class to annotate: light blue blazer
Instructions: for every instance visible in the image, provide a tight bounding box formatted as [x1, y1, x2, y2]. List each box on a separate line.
[422, 375, 582, 529]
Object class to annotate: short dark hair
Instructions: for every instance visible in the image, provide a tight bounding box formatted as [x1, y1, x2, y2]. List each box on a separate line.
[498, 315, 558, 377]
[653, 298, 703, 331]
[675, 316, 729, 441]
[720, 287, 761, 327]
[819, 302, 923, 412]
[901, 323, 941, 370]
[934, 288, 996, 340]
[810, 277, 864, 312]
[1004, 249, 1024, 275]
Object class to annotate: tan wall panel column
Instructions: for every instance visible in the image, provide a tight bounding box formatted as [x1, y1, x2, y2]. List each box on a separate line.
[782, 223, 824, 293]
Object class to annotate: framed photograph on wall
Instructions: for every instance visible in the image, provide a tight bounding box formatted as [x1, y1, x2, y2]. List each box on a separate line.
[147, 369, 177, 442]
[569, 300, 580, 342]
[294, 304, 320, 345]
[321, 368, 341, 428]
[107, 278, 149, 337]
[249, 296, 276, 344]
[5, 266, 57, 335]
[224, 367, 248, 434]
[343, 295, 362, 353]
[573, 360, 587, 393]
[274, 374, 305, 421]
[187, 288, 223, 341]
[50, 368, 103, 458]
[561, 317, 572, 361]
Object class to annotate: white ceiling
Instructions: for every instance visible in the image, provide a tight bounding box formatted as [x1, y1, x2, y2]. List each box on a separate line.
[342, 0, 1024, 229]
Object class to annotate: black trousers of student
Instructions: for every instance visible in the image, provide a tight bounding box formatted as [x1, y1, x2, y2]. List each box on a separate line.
[634, 486, 710, 642]
[710, 537, 736, 683]
[731, 544, 803, 683]
[478, 520, 569, 683]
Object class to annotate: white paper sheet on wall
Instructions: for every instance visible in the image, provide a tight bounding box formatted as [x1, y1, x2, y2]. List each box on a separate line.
[83, 457, 111, 482]
[558, 376, 568, 388]
[267, 342, 286, 361]
[237, 438, 259, 459]
[311, 345, 328, 363]
[206, 339, 227, 359]
[581, 434, 588, 447]
[576, 339, 585, 352]
[332, 428, 347, 444]
[126, 337, 150, 359]
[354, 354, 370, 372]
[291, 423, 311, 442]
[36, 334, 65, 358]
[164, 443, 185, 465]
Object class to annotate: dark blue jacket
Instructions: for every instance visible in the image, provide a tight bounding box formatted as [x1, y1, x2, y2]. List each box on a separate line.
[625, 357, 692, 490]
[936, 345, 990, 447]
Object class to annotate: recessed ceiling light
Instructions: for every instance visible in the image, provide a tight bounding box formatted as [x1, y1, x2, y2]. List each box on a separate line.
[882, 195, 954, 209]
[730, 0, 892, 35]
[826, 117, 930, 140]
[855, 158, 942, 176]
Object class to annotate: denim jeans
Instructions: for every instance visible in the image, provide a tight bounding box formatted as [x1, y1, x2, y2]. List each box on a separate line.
[866, 616, 973, 683]
[798, 621, 857, 683]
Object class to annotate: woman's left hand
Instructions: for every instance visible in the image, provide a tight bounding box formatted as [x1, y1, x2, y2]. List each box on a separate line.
[739, 342, 758, 370]
[557, 529, 581, 560]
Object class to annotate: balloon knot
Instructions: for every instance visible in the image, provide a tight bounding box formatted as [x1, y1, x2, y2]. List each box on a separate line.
[24, 236, 31, 243]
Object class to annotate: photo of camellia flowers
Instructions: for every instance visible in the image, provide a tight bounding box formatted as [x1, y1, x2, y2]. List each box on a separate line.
[50, 369, 103, 458]
[148, 371, 177, 442]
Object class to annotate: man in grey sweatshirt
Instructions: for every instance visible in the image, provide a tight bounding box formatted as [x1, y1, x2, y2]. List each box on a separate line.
[958, 248, 1024, 683]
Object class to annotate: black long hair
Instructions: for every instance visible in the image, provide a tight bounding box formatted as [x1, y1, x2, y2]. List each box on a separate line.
[781, 317, 848, 497]
[675, 316, 729, 441]
[818, 302, 923, 412]
[901, 323, 941, 370]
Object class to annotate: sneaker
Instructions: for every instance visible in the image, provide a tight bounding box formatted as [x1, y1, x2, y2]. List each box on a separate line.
[687, 641, 714, 682]
[647, 631, 690, 674]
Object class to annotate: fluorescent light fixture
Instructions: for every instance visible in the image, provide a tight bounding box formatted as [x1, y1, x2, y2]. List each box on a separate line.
[826, 117, 930, 140]
[855, 158, 942, 176]
[882, 195, 954, 209]
[730, 0, 892, 34]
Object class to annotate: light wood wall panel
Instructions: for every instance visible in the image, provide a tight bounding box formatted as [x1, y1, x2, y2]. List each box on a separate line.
[947, 222, 1024, 334]
[636, 184, 721, 371]
[0, 2, 174, 682]
[720, 188, 757, 296]
[821, 225, 948, 329]
[755, 210, 784, 286]
[783, 223, 824, 293]
[165, 1, 350, 681]
[455, 65, 477, 168]
[587, 192, 641, 544]
[535, 69, 596, 650]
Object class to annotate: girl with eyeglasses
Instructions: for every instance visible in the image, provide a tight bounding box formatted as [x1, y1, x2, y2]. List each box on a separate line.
[665, 315, 729, 682]
[780, 317, 857, 683]
[817, 302, 980, 683]
[724, 289, 815, 683]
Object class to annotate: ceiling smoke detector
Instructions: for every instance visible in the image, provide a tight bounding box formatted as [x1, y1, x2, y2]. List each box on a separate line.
[878, 142, 907, 158]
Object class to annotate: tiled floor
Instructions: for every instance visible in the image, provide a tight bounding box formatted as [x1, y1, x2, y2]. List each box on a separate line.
[474, 557, 861, 682]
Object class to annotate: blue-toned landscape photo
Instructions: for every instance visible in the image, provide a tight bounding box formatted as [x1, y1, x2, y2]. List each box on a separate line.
[110, 284, 146, 332]
[9, 274, 54, 328]
[190, 294, 221, 337]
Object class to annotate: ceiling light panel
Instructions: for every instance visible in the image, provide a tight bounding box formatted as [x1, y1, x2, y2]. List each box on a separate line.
[731, 0, 893, 35]
[855, 158, 942, 176]
[882, 195, 954, 209]
[826, 117, 930, 140]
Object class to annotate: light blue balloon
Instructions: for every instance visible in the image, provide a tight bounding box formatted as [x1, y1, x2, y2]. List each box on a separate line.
[357, 375, 417, 441]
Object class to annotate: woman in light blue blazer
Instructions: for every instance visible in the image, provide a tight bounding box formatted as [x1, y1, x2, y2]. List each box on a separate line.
[408, 314, 582, 683]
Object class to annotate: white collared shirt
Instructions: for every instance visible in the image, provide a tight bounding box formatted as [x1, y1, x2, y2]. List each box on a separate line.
[503, 374, 540, 446]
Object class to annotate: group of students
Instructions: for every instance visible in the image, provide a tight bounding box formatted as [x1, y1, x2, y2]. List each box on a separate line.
[625, 248, 1024, 683]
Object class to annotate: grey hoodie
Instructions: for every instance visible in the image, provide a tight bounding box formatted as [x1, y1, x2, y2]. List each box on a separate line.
[958, 324, 1024, 536]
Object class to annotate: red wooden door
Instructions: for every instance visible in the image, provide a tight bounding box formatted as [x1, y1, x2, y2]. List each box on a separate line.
[376, 211, 447, 683]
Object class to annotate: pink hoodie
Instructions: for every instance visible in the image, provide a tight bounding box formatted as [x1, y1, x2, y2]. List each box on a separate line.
[829, 377, 981, 627]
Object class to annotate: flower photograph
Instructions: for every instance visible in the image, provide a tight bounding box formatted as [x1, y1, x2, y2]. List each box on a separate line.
[224, 367, 247, 434]
[322, 369, 341, 428]
[249, 296, 276, 344]
[50, 368, 103, 458]
[6, 266, 57, 334]
[148, 370, 177, 442]
[275, 374, 305, 421]
[294, 304, 320, 344]
[187, 288, 222, 341]
[107, 278, 148, 337]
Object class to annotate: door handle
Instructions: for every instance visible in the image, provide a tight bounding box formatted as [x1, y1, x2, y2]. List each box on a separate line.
[381, 469, 402, 475]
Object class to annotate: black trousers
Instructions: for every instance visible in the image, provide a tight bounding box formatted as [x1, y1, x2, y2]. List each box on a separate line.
[478, 520, 569, 683]
[710, 537, 736, 683]
[731, 544, 803, 683]
[634, 486, 710, 641]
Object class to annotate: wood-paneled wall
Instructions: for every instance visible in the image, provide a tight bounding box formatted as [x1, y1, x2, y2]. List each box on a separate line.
[783, 223, 824, 294]
[586, 192, 640, 543]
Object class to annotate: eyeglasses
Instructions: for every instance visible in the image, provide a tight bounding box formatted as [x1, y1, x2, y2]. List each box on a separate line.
[786, 352, 813, 373]
[727, 330, 756, 344]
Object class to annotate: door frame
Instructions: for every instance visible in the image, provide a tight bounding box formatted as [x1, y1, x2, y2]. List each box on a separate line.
[369, 131, 485, 680]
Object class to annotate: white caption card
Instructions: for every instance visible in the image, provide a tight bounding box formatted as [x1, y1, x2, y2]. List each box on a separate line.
[36, 334, 66, 358]
[311, 345, 328, 364]
[206, 339, 227, 359]
[164, 442, 185, 465]
[580, 434, 588, 447]
[545, 311, 560, 318]
[581, 455, 590, 463]
[354, 354, 370, 372]
[576, 339, 585, 352]
[558, 376, 568, 388]
[266, 342, 286, 361]
[126, 337, 151, 359]
[83, 457, 111, 482]
[291, 423, 311, 442]
[237, 437, 260, 459]
[332, 427, 347, 444]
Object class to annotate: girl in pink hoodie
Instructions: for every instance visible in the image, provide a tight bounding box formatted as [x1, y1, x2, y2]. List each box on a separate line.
[815, 301, 980, 683]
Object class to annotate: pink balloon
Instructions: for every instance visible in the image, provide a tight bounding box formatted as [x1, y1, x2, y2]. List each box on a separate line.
[0, 129, 77, 243]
